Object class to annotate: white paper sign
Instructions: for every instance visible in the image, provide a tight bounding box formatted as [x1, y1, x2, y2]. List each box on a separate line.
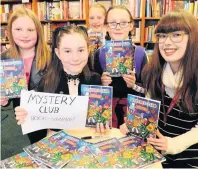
[20, 90, 89, 135]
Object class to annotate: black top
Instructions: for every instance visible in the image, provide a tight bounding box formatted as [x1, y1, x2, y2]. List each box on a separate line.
[159, 94, 198, 168]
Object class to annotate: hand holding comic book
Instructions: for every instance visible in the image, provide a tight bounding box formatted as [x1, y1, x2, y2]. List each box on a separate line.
[122, 69, 136, 88]
[101, 72, 112, 86]
[0, 98, 8, 106]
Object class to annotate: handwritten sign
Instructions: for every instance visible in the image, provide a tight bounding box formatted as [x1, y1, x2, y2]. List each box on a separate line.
[20, 90, 89, 135]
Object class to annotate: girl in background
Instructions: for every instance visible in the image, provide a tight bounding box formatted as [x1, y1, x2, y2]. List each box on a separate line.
[1, 7, 51, 159]
[93, 5, 148, 128]
[121, 10, 198, 168]
[88, 3, 106, 33]
[15, 26, 105, 140]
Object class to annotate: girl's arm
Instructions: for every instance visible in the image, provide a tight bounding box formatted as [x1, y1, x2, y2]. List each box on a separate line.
[165, 124, 198, 155]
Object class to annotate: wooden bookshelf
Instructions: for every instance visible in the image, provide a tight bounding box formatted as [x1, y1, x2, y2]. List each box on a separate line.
[1, 0, 22, 3]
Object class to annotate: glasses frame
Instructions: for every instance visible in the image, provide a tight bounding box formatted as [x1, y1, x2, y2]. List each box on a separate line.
[107, 21, 132, 29]
[155, 32, 187, 44]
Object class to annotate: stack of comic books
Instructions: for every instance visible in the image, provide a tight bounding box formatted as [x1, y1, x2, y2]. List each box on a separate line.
[126, 94, 161, 138]
[1, 130, 166, 169]
[105, 40, 133, 77]
[81, 85, 113, 128]
[0, 59, 27, 98]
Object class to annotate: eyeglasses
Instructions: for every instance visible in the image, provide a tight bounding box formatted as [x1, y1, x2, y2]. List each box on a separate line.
[107, 21, 132, 29]
[155, 32, 188, 44]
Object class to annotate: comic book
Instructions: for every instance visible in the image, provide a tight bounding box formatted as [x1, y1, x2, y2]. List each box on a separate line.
[23, 131, 81, 169]
[0, 59, 27, 98]
[65, 141, 101, 168]
[105, 40, 133, 77]
[126, 94, 161, 138]
[88, 32, 103, 54]
[88, 138, 123, 168]
[118, 136, 166, 168]
[1, 151, 44, 168]
[81, 85, 113, 128]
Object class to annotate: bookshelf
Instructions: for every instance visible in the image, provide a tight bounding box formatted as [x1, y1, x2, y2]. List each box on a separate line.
[1, 0, 198, 51]
[0, 0, 89, 51]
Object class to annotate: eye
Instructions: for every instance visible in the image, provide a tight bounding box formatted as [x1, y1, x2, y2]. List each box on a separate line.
[64, 50, 70, 53]
[172, 32, 182, 37]
[28, 29, 34, 32]
[16, 28, 22, 31]
[158, 34, 167, 38]
[79, 49, 84, 52]
[90, 17, 94, 20]
[97, 16, 102, 20]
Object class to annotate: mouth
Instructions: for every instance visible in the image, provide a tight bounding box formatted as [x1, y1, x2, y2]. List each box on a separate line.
[20, 40, 31, 43]
[164, 48, 177, 56]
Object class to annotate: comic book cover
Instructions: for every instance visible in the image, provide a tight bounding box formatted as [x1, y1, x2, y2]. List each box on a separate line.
[126, 94, 161, 138]
[23, 131, 80, 169]
[81, 85, 113, 128]
[88, 138, 123, 168]
[88, 32, 103, 55]
[1, 151, 40, 168]
[65, 141, 101, 168]
[118, 136, 166, 168]
[0, 59, 27, 98]
[105, 40, 133, 77]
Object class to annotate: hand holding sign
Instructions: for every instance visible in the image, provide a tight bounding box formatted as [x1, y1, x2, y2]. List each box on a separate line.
[15, 107, 28, 125]
[20, 90, 89, 135]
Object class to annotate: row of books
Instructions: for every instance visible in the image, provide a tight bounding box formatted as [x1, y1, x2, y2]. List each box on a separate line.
[37, 0, 86, 21]
[89, 0, 143, 18]
[146, 0, 198, 17]
[0, 3, 32, 23]
[1, 130, 166, 169]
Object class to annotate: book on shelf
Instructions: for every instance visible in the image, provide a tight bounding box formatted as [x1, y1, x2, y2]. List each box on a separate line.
[105, 40, 133, 77]
[81, 85, 113, 128]
[0, 59, 27, 99]
[126, 94, 161, 138]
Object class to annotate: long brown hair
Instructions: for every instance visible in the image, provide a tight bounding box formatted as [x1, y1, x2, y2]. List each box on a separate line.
[7, 7, 50, 71]
[142, 9, 198, 113]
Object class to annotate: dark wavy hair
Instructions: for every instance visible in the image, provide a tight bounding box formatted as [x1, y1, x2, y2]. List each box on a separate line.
[142, 9, 198, 113]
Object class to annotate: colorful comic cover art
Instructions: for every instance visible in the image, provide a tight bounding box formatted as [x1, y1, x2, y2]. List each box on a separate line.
[1, 151, 39, 168]
[88, 138, 123, 168]
[105, 40, 133, 77]
[23, 131, 78, 169]
[81, 85, 113, 128]
[88, 32, 103, 54]
[0, 59, 27, 98]
[119, 136, 166, 168]
[126, 94, 161, 138]
[65, 141, 101, 168]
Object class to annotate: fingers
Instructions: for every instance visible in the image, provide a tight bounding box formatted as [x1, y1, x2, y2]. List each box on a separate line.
[1, 98, 9, 106]
[101, 72, 112, 86]
[156, 129, 164, 139]
[15, 106, 28, 125]
[120, 123, 129, 135]
[96, 122, 110, 133]
[122, 71, 136, 88]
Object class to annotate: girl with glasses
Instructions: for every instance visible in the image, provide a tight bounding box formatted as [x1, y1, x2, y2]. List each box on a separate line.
[1, 7, 51, 160]
[121, 9, 198, 168]
[15, 26, 102, 144]
[92, 5, 148, 129]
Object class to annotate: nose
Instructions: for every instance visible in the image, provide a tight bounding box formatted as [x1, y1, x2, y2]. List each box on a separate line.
[164, 35, 172, 44]
[23, 30, 29, 38]
[72, 52, 78, 62]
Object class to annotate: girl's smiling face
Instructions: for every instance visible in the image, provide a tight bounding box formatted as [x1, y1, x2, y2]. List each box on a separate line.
[89, 7, 105, 32]
[55, 33, 89, 75]
[12, 16, 37, 51]
[106, 8, 133, 40]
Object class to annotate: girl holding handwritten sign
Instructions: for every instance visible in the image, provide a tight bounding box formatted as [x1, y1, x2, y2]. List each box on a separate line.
[15, 26, 105, 142]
